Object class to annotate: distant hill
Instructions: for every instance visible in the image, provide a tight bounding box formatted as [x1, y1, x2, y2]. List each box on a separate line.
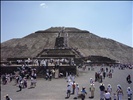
[1, 27, 133, 63]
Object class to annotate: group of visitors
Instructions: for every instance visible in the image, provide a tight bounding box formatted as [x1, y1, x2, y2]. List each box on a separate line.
[95, 67, 114, 83]
[2, 63, 133, 100]
[1, 73, 13, 85]
[66, 73, 80, 99]
[36, 58, 73, 67]
[65, 64, 132, 100]
[1, 64, 37, 92]
[100, 84, 132, 100]
[15, 66, 37, 91]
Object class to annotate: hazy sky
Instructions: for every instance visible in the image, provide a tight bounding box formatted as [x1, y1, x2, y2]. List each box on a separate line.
[1, 1, 133, 47]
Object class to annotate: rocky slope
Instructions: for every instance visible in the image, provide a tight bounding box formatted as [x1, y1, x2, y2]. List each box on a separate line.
[1, 27, 133, 63]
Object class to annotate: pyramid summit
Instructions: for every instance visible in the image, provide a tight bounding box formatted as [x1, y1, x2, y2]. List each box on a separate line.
[1, 27, 133, 64]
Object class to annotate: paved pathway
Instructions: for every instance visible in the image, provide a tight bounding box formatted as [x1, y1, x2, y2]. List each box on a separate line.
[1, 66, 133, 100]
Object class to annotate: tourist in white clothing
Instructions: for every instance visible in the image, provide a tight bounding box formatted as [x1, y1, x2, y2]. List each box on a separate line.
[74, 83, 79, 99]
[107, 84, 112, 94]
[90, 78, 94, 84]
[104, 90, 111, 100]
[127, 87, 132, 100]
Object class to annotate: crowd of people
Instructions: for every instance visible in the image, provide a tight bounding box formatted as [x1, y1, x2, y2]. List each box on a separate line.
[65, 64, 133, 100]
[1, 64, 37, 92]
[16, 58, 75, 67]
[1, 62, 133, 100]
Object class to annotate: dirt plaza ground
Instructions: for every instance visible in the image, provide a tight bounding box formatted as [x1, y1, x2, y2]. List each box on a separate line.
[1, 66, 133, 100]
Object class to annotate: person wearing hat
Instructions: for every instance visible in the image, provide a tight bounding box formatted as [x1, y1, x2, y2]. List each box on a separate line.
[89, 84, 95, 99]
[107, 84, 112, 95]
[66, 84, 71, 98]
[72, 81, 76, 94]
[74, 83, 79, 99]
[99, 83, 105, 100]
[80, 87, 87, 100]
[116, 84, 124, 100]
[127, 87, 132, 100]
[90, 78, 95, 85]
[4, 94, 12, 100]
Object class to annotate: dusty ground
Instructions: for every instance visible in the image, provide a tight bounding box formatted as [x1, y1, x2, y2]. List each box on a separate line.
[1, 66, 133, 100]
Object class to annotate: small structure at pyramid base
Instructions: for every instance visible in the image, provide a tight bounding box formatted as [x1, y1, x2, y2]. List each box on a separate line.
[34, 27, 83, 78]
